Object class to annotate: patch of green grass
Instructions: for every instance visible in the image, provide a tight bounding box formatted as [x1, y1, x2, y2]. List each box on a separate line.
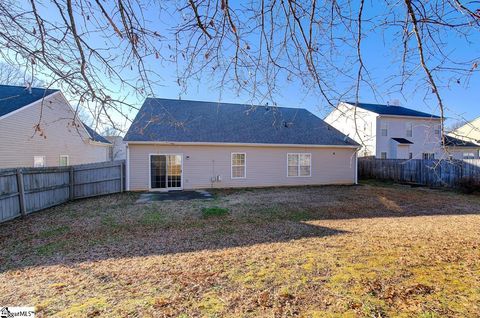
[286, 210, 311, 221]
[35, 241, 68, 256]
[38, 225, 70, 238]
[201, 206, 229, 217]
[140, 210, 167, 226]
[101, 215, 121, 228]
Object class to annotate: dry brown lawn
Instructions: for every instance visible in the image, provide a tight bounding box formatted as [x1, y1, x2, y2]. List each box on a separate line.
[1, 181, 479, 317]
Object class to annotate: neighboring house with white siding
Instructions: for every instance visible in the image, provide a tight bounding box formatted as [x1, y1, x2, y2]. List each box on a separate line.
[0, 84, 111, 168]
[324, 101, 479, 159]
[124, 98, 360, 191]
[106, 135, 127, 160]
[443, 135, 480, 160]
[445, 117, 480, 159]
[448, 117, 480, 144]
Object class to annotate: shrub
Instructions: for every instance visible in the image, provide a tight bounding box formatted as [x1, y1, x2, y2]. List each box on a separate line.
[201, 206, 229, 217]
[458, 177, 480, 194]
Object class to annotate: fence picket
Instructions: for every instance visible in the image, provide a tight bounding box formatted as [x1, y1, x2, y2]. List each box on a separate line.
[358, 157, 480, 188]
[0, 160, 125, 223]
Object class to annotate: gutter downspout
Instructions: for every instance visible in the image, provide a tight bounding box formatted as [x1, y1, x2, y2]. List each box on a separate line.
[355, 149, 359, 185]
[126, 144, 130, 191]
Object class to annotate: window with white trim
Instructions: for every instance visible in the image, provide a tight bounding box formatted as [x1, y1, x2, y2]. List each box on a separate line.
[287, 153, 311, 177]
[231, 153, 246, 179]
[406, 122, 413, 137]
[34, 156, 46, 167]
[434, 125, 441, 137]
[380, 152, 387, 159]
[380, 122, 388, 136]
[463, 152, 475, 159]
[422, 153, 435, 160]
[59, 155, 69, 166]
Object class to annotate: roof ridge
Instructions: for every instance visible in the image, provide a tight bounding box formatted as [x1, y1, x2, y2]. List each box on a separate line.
[0, 84, 59, 91]
[343, 101, 440, 118]
[146, 97, 310, 112]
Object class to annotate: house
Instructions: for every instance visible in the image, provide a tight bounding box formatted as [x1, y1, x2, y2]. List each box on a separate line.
[449, 117, 480, 144]
[0, 84, 111, 168]
[105, 135, 127, 160]
[324, 101, 446, 159]
[446, 117, 480, 159]
[443, 135, 480, 159]
[124, 98, 360, 191]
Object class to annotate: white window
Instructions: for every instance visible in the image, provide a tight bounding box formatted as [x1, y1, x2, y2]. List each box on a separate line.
[380, 152, 387, 159]
[34, 156, 46, 167]
[422, 153, 435, 160]
[380, 122, 388, 136]
[59, 155, 69, 166]
[406, 123, 413, 137]
[434, 125, 441, 136]
[287, 153, 311, 177]
[409, 153, 413, 159]
[231, 153, 246, 179]
[463, 153, 475, 159]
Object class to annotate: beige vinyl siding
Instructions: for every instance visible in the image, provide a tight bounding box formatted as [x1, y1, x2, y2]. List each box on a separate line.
[450, 117, 480, 143]
[128, 143, 357, 190]
[324, 102, 378, 157]
[0, 93, 109, 168]
[375, 116, 442, 159]
[445, 147, 480, 160]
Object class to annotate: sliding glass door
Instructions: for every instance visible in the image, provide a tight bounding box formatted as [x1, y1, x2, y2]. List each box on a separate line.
[150, 154, 182, 190]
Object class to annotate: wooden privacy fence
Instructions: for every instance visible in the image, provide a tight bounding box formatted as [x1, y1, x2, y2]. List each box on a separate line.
[358, 157, 480, 188]
[0, 160, 125, 223]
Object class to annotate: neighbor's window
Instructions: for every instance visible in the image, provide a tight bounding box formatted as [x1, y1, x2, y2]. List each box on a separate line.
[231, 153, 246, 179]
[380, 152, 387, 159]
[434, 125, 441, 136]
[422, 153, 435, 160]
[287, 153, 311, 177]
[34, 156, 46, 167]
[380, 122, 388, 136]
[463, 153, 475, 159]
[409, 153, 413, 159]
[59, 155, 69, 166]
[406, 123, 413, 137]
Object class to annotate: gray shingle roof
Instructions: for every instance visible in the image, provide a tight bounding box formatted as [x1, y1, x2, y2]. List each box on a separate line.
[125, 98, 359, 146]
[345, 101, 440, 119]
[0, 84, 59, 117]
[83, 123, 111, 144]
[444, 135, 479, 148]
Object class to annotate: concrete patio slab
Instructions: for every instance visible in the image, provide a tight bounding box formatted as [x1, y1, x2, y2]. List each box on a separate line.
[136, 190, 213, 203]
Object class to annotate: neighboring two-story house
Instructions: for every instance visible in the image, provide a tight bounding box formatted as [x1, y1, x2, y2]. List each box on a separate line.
[325, 101, 446, 159]
[0, 84, 111, 168]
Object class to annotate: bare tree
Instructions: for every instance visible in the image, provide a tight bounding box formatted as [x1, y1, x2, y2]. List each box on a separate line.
[0, 0, 478, 137]
[0, 63, 44, 87]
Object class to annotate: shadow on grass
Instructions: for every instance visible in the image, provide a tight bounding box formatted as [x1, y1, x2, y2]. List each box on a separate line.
[0, 193, 348, 272]
[0, 182, 479, 272]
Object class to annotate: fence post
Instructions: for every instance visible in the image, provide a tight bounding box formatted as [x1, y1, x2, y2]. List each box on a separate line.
[16, 169, 26, 218]
[120, 161, 124, 193]
[69, 166, 75, 200]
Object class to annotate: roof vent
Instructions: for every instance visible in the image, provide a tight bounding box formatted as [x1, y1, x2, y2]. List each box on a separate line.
[390, 99, 400, 106]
